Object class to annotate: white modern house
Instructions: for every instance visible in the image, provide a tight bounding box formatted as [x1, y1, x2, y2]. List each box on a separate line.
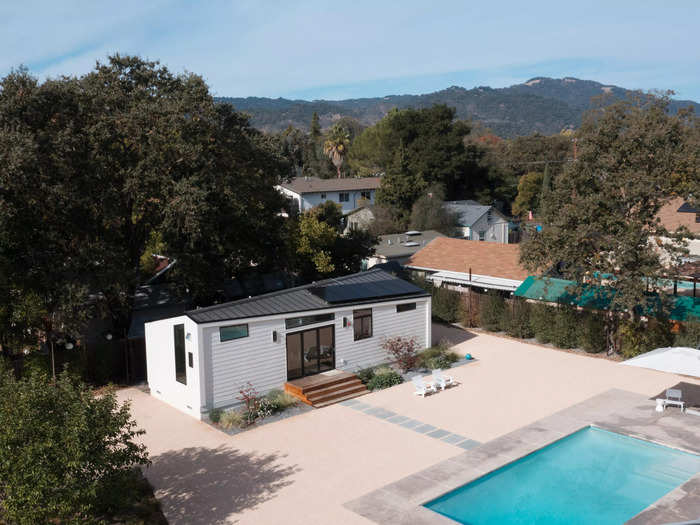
[145, 269, 431, 419]
[444, 200, 511, 243]
[277, 176, 382, 214]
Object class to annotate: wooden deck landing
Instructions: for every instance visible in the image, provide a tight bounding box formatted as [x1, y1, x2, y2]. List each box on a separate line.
[285, 370, 368, 407]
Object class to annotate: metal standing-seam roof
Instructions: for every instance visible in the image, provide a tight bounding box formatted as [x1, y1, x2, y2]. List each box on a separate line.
[186, 269, 429, 324]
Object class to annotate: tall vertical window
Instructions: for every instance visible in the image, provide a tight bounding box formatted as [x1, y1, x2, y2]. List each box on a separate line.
[478, 231, 485, 241]
[174, 324, 186, 385]
[353, 308, 373, 341]
[339, 192, 349, 202]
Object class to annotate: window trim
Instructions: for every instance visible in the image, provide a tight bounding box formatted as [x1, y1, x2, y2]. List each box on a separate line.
[360, 190, 371, 200]
[321, 193, 326, 199]
[219, 324, 249, 342]
[174, 324, 186, 385]
[285, 313, 335, 330]
[396, 302, 417, 313]
[338, 192, 350, 202]
[353, 308, 373, 341]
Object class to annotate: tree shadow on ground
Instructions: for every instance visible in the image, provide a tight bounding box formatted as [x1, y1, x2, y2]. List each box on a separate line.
[148, 445, 298, 524]
[432, 322, 477, 346]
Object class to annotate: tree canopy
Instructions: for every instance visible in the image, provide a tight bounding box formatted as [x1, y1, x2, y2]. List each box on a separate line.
[349, 105, 485, 225]
[0, 56, 290, 353]
[520, 94, 699, 318]
[0, 366, 149, 524]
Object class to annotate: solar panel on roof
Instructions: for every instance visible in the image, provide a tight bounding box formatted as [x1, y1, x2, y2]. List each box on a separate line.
[308, 278, 423, 303]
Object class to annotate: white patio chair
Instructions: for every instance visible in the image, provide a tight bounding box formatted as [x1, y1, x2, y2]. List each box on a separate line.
[412, 375, 436, 397]
[663, 388, 685, 413]
[432, 369, 454, 390]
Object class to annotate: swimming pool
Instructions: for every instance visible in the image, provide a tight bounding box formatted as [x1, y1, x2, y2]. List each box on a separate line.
[424, 426, 700, 525]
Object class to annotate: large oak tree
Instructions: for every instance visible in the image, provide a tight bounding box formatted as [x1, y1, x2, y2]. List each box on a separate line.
[0, 56, 290, 352]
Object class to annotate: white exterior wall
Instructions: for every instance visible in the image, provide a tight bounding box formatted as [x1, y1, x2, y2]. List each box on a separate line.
[202, 317, 287, 409]
[334, 298, 430, 371]
[145, 315, 204, 419]
[275, 185, 376, 214]
[147, 296, 431, 418]
[466, 214, 509, 243]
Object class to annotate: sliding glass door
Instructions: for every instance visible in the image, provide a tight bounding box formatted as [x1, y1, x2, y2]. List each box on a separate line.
[286, 325, 335, 380]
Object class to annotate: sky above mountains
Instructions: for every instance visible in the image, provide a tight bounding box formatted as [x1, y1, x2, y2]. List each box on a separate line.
[2, 1, 699, 101]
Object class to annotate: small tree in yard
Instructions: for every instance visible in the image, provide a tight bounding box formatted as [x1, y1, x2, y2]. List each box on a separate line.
[382, 336, 419, 372]
[0, 366, 149, 524]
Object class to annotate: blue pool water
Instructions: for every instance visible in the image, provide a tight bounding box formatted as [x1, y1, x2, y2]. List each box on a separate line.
[425, 427, 700, 525]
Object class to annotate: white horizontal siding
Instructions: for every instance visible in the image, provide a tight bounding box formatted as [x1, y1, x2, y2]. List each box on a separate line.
[204, 318, 287, 408]
[199, 296, 431, 412]
[335, 298, 429, 371]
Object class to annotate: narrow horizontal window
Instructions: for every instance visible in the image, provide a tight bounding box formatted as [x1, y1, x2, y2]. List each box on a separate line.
[285, 313, 334, 330]
[396, 302, 417, 313]
[220, 324, 249, 342]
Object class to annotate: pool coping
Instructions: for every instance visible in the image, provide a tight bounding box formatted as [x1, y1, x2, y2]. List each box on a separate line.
[343, 388, 700, 524]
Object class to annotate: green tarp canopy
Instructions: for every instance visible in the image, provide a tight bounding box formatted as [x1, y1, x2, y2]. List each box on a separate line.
[514, 276, 700, 322]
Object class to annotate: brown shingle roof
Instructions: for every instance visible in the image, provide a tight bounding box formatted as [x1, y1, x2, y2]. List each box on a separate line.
[657, 197, 700, 235]
[280, 176, 382, 194]
[406, 237, 530, 281]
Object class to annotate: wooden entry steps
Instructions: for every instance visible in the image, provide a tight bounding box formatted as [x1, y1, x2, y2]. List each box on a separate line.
[285, 370, 369, 408]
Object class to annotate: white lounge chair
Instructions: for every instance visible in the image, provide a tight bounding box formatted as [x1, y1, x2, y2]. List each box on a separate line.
[433, 369, 454, 390]
[412, 375, 436, 397]
[662, 388, 685, 412]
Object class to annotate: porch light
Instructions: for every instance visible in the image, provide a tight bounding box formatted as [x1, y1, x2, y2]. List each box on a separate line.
[272, 330, 278, 342]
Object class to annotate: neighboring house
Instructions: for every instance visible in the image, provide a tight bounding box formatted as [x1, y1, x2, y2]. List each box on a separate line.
[405, 237, 530, 292]
[443, 200, 511, 243]
[145, 269, 431, 419]
[343, 205, 376, 234]
[277, 176, 382, 215]
[657, 198, 700, 256]
[366, 230, 446, 269]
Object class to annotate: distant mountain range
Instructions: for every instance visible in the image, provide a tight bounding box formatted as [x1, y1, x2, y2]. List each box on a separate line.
[216, 77, 699, 137]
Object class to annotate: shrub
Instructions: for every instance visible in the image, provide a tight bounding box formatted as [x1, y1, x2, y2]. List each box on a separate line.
[551, 305, 580, 349]
[209, 407, 223, 423]
[479, 291, 505, 331]
[530, 303, 556, 343]
[219, 409, 245, 429]
[432, 286, 463, 323]
[366, 369, 403, 390]
[416, 343, 460, 369]
[578, 312, 607, 353]
[356, 367, 376, 384]
[382, 336, 420, 372]
[620, 319, 674, 358]
[0, 367, 149, 524]
[265, 389, 298, 412]
[504, 298, 534, 339]
[674, 321, 700, 348]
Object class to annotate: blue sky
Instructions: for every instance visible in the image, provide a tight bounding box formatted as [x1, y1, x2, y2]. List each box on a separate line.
[2, 1, 699, 101]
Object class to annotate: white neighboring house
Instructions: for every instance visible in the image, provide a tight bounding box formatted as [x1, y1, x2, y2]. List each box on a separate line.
[276, 176, 382, 215]
[443, 200, 511, 243]
[145, 269, 431, 419]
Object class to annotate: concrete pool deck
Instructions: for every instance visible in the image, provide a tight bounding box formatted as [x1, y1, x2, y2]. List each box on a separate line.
[345, 388, 700, 524]
[118, 326, 700, 524]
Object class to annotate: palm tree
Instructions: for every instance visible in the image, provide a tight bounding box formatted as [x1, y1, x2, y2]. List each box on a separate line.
[323, 124, 350, 178]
